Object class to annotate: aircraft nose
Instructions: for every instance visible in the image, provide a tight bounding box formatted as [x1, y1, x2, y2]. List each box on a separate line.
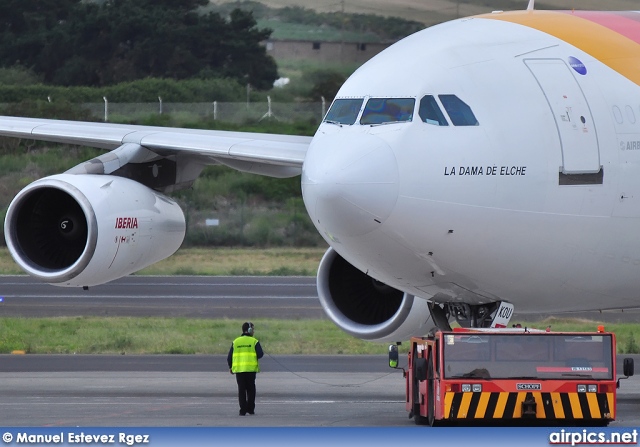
[302, 132, 399, 238]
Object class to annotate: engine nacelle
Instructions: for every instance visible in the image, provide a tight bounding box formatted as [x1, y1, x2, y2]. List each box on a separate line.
[317, 247, 433, 342]
[5, 174, 185, 287]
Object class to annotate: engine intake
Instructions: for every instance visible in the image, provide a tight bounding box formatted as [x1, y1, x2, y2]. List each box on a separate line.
[13, 182, 94, 272]
[5, 174, 185, 286]
[317, 247, 432, 342]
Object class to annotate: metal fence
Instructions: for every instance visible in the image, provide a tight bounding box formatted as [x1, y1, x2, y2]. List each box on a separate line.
[80, 100, 327, 124]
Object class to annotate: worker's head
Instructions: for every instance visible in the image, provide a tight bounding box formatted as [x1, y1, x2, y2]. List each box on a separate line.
[242, 321, 254, 335]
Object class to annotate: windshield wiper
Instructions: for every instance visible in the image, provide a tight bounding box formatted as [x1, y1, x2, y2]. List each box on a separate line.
[367, 120, 407, 127]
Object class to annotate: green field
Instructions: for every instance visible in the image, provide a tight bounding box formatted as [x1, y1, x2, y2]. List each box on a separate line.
[1, 316, 640, 355]
[0, 318, 388, 355]
[137, 247, 326, 276]
[0, 247, 325, 276]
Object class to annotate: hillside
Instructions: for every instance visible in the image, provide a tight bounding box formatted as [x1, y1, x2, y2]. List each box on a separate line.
[210, 0, 640, 26]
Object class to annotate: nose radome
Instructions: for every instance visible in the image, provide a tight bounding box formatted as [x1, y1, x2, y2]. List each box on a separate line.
[302, 132, 399, 238]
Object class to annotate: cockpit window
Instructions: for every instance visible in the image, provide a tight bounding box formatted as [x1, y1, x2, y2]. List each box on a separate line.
[419, 95, 448, 126]
[439, 95, 478, 126]
[360, 98, 415, 125]
[324, 98, 363, 125]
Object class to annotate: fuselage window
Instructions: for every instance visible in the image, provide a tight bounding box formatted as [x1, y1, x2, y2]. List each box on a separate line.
[439, 94, 479, 126]
[419, 95, 448, 126]
[360, 98, 415, 125]
[324, 98, 364, 125]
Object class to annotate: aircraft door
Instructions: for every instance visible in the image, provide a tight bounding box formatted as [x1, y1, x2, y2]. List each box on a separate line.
[525, 59, 601, 174]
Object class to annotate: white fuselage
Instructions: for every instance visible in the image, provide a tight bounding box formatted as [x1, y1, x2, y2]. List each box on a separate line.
[302, 14, 640, 314]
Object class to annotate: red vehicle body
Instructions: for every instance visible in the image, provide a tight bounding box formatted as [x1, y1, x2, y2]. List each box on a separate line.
[395, 327, 633, 426]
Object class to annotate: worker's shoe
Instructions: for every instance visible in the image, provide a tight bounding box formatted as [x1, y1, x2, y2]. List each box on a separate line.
[239, 411, 246, 416]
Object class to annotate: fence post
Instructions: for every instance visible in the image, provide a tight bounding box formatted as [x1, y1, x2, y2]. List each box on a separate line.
[103, 97, 108, 122]
[321, 96, 326, 121]
[259, 96, 275, 121]
[158, 96, 163, 114]
[213, 101, 217, 120]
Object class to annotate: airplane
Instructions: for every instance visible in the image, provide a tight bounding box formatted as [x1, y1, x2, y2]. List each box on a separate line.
[1, 4, 639, 343]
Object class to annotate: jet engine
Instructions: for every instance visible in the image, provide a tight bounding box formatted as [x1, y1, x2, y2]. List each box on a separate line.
[317, 247, 433, 342]
[4, 174, 185, 287]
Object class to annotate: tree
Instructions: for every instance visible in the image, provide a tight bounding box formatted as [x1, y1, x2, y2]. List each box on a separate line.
[308, 70, 347, 102]
[218, 9, 278, 90]
[0, 0, 81, 76]
[0, 0, 278, 89]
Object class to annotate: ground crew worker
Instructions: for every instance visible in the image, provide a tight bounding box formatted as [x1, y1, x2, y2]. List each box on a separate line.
[388, 344, 398, 368]
[227, 321, 264, 416]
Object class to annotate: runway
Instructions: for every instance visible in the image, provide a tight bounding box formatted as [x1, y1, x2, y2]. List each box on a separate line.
[2, 275, 640, 427]
[1, 275, 640, 322]
[1, 354, 640, 427]
[0, 275, 323, 319]
[0, 355, 406, 427]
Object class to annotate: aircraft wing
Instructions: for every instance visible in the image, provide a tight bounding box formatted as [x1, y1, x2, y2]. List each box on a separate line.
[0, 116, 311, 176]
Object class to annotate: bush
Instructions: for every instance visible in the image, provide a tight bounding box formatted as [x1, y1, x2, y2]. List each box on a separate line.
[308, 70, 347, 103]
[0, 66, 42, 86]
[0, 78, 247, 103]
[3, 99, 95, 121]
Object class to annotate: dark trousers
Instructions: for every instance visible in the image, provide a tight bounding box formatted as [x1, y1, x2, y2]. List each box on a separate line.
[236, 372, 257, 414]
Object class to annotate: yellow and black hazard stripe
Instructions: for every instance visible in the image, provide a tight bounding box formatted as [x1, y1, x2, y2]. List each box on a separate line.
[444, 392, 613, 420]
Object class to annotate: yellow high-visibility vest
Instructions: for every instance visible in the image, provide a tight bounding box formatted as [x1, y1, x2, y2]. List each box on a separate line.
[231, 335, 260, 373]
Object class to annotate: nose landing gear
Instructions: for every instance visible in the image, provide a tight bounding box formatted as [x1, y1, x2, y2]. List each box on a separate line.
[428, 301, 514, 329]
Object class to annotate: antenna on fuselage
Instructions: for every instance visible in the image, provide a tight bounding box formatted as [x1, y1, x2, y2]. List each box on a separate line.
[526, 0, 535, 10]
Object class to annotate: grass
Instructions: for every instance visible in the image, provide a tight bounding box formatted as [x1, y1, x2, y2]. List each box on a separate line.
[1, 316, 640, 355]
[0, 318, 390, 355]
[136, 247, 325, 276]
[0, 246, 326, 276]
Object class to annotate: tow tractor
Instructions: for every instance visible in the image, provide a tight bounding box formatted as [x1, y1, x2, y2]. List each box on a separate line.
[388, 326, 634, 425]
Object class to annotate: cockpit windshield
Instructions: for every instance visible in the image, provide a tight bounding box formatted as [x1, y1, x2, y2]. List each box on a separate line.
[324, 98, 363, 125]
[419, 95, 448, 126]
[360, 98, 415, 125]
[324, 95, 477, 127]
[439, 94, 478, 126]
